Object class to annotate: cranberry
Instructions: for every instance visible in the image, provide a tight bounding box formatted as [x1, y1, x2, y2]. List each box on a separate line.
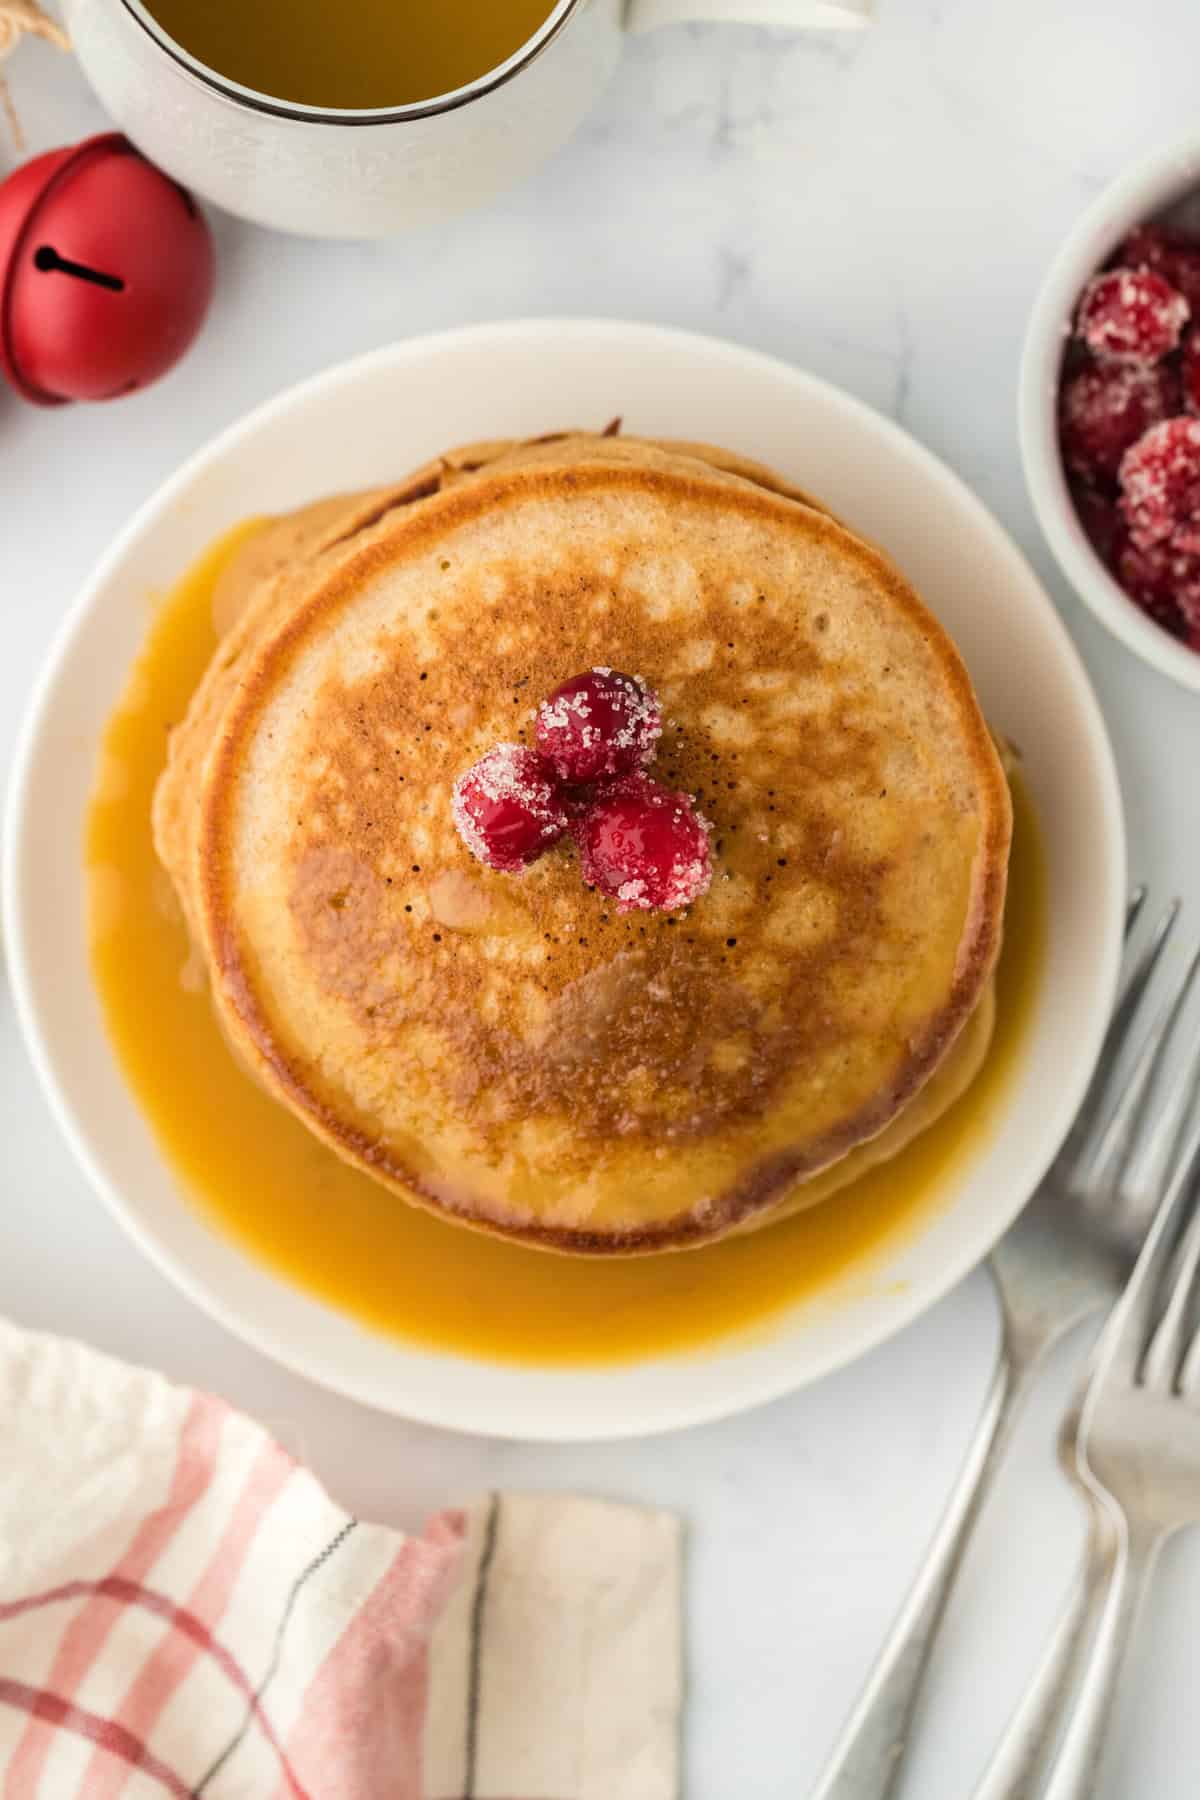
[1183, 332, 1200, 414]
[1173, 567, 1200, 633]
[1070, 482, 1124, 562]
[1076, 268, 1189, 364]
[1118, 224, 1200, 315]
[1059, 360, 1178, 484]
[1114, 538, 1196, 639]
[1164, 250, 1200, 318]
[574, 776, 712, 914]
[1117, 224, 1176, 277]
[535, 667, 661, 785]
[451, 744, 568, 873]
[1119, 416, 1200, 555]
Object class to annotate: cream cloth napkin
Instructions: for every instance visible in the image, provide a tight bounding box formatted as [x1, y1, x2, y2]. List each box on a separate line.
[0, 1319, 683, 1799]
[426, 1493, 683, 1800]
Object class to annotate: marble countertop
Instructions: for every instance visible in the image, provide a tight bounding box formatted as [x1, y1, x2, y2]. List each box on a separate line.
[4, 1, 1200, 1794]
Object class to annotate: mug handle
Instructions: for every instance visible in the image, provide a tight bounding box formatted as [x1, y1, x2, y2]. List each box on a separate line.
[625, 0, 870, 33]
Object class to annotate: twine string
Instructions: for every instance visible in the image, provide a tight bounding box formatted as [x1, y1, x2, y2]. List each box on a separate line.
[0, 2, 71, 152]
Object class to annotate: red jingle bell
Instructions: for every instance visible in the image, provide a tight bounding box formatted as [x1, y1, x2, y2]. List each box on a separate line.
[0, 132, 214, 405]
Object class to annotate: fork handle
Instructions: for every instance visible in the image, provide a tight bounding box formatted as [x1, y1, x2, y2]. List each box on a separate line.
[1037, 1514, 1164, 1800]
[970, 1493, 1122, 1799]
[811, 1346, 1030, 1800]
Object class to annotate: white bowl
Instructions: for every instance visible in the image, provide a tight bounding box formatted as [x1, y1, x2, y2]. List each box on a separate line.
[4, 321, 1126, 1440]
[1020, 128, 1200, 694]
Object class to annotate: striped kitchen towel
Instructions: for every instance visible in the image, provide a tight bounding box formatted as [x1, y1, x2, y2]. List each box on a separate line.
[0, 1319, 683, 1799]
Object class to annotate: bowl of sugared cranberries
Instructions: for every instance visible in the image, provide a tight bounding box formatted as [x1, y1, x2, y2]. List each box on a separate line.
[1020, 129, 1200, 692]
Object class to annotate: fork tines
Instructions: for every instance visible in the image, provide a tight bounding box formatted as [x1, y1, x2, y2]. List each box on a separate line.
[1058, 898, 1200, 1248]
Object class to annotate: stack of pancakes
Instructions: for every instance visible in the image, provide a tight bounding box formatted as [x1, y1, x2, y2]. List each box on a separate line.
[154, 432, 1011, 1254]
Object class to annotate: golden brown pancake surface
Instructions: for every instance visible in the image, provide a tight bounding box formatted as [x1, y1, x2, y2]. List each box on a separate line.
[155, 435, 1010, 1253]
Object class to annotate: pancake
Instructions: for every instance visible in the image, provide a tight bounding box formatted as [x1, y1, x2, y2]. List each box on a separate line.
[208, 433, 835, 642]
[154, 433, 1010, 1254]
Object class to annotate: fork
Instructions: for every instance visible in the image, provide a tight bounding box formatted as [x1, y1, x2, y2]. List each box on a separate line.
[812, 892, 1195, 1800]
[972, 1036, 1200, 1800]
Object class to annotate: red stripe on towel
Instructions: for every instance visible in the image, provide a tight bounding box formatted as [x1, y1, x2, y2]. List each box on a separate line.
[0, 1575, 307, 1791]
[272, 1516, 466, 1800]
[80, 1436, 294, 1798]
[0, 1679, 191, 1798]
[2, 1391, 225, 1799]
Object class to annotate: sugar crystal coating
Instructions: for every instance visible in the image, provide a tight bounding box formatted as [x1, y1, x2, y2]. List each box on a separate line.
[574, 775, 713, 914]
[1115, 538, 1198, 638]
[1059, 359, 1177, 482]
[1058, 222, 1200, 655]
[535, 668, 662, 784]
[1076, 267, 1189, 364]
[1119, 225, 1200, 315]
[451, 743, 569, 873]
[1119, 416, 1200, 556]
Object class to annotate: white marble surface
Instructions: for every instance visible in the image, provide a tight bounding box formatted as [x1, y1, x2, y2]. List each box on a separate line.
[3, 2, 1200, 1795]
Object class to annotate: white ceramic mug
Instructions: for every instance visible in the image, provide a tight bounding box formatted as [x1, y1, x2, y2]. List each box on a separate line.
[63, 0, 870, 238]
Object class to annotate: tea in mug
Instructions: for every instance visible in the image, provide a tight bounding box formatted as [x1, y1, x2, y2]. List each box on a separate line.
[143, 0, 560, 110]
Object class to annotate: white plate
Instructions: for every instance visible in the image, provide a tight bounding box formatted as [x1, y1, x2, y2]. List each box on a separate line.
[3, 321, 1125, 1441]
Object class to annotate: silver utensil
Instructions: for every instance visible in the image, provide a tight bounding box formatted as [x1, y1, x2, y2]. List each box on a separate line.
[812, 892, 1192, 1800]
[972, 1018, 1200, 1800]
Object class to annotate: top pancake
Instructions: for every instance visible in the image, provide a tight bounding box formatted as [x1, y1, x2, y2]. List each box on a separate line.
[155, 433, 1011, 1253]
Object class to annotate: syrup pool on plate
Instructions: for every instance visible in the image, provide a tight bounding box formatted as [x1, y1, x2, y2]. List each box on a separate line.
[86, 521, 1047, 1368]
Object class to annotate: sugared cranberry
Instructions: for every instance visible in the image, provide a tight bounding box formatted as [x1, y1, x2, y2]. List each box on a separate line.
[574, 776, 712, 914]
[1070, 483, 1124, 562]
[451, 744, 568, 873]
[1117, 224, 1179, 282]
[1114, 538, 1198, 639]
[1119, 416, 1200, 555]
[535, 667, 661, 785]
[1059, 360, 1178, 483]
[1076, 268, 1189, 364]
[1172, 567, 1200, 633]
[1182, 332, 1200, 414]
[1118, 224, 1200, 315]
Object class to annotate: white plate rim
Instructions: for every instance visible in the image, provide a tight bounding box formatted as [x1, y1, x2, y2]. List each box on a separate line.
[2, 319, 1126, 1440]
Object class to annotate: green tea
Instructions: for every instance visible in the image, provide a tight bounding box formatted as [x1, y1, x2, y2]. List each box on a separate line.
[144, 0, 559, 110]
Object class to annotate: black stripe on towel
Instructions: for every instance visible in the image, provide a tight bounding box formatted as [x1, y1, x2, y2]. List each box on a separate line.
[191, 1519, 359, 1796]
[463, 1493, 501, 1800]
